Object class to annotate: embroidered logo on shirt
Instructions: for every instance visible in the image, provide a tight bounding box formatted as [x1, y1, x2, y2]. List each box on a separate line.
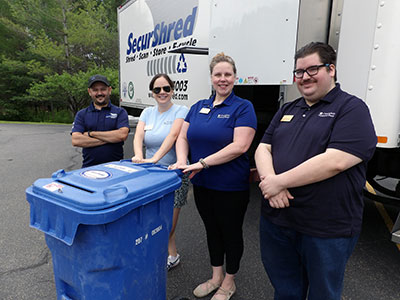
[217, 114, 230, 119]
[164, 120, 173, 125]
[318, 112, 336, 118]
[106, 113, 118, 119]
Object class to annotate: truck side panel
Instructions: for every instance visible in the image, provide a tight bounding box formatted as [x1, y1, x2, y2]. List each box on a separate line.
[337, 0, 400, 148]
[209, 0, 300, 85]
[118, 0, 211, 109]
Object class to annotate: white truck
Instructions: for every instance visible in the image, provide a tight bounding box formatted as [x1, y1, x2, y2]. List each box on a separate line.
[118, 0, 400, 242]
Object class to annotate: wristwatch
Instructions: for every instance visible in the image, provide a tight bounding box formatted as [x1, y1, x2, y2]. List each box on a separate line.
[199, 158, 209, 169]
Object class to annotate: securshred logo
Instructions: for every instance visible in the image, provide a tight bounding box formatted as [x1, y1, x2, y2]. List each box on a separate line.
[126, 4, 198, 55]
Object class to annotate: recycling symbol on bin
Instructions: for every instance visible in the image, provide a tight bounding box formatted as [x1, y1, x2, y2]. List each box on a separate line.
[177, 53, 187, 73]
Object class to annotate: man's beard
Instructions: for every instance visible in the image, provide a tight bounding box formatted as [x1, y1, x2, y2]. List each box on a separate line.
[94, 95, 109, 106]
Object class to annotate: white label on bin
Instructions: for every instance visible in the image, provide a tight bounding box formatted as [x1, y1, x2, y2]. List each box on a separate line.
[151, 225, 162, 236]
[80, 170, 112, 179]
[135, 236, 143, 246]
[43, 182, 64, 192]
[134, 226, 163, 247]
[104, 164, 138, 173]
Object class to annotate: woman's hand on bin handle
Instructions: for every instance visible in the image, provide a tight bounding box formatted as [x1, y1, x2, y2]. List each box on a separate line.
[131, 155, 144, 163]
[141, 157, 158, 164]
[181, 162, 204, 179]
[169, 161, 204, 179]
[168, 162, 186, 170]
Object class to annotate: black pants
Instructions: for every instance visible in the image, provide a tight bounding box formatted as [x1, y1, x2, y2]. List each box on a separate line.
[193, 185, 249, 275]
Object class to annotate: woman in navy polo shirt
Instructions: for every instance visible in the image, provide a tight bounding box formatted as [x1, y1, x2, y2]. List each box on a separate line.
[172, 53, 257, 300]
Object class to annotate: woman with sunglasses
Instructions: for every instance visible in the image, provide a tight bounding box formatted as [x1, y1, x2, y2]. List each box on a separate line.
[132, 73, 189, 271]
[170, 53, 257, 300]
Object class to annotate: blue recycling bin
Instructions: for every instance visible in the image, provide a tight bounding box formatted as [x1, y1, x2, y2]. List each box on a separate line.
[26, 161, 181, 300]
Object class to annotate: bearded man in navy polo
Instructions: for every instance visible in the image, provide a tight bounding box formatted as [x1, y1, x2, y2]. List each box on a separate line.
[71, 75, 129, 167]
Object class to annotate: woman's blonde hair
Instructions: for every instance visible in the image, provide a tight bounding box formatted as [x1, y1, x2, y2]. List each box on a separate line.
[209, 52, 237, 75]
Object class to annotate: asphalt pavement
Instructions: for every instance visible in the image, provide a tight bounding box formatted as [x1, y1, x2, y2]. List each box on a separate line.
[1, 123, 400, 300]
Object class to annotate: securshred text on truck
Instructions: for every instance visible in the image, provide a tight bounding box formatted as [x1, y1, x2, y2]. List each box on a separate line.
[118, 0, 400, 242]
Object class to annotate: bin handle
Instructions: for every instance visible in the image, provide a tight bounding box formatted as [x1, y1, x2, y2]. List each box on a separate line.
[103, 185, 128, 202]
[118, 160, 183, 177]
[136, 163, 184, 177]
[119, 159, 153, 167]
[52, 169, 66, 179]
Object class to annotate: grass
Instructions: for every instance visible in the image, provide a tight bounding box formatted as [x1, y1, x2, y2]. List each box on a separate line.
[0, 120, 72, 125]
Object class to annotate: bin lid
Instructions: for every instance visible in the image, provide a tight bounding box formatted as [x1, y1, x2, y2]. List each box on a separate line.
[30, 161, 181, 211]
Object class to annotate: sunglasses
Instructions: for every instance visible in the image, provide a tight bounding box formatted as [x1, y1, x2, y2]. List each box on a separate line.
[152, 86, 172, 94]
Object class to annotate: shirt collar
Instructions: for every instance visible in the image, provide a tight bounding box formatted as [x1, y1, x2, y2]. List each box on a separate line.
[205, 91, 235, 107]
[295, 83, 341, 108]
[89, 101, 112, 111]
[321, 83, 341, 103]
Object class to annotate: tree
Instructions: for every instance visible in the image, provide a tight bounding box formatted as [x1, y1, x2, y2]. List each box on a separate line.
[26, 68, 119, 116]
[0, 0, 28, 56]
[0, 0, 124, 121]
[0, 56, 34, 120]
[9, 0, 120, 73]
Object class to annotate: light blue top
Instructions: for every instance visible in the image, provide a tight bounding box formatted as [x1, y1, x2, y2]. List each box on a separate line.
[140, 104, 189, 166]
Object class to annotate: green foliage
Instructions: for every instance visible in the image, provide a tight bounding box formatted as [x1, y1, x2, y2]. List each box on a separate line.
[0, 0, 125, 122]
[0, 106, 74, 123]
[8, 0, 64, 42]
[26, 68, 120, 115]
[28, 32, 69, 75]
[10, 0, 121, 72]
[0, 55, 35, 120]
[67, 0, 120, 69]
[0, 0, 27, 54]
[0, 56, 34, 99]
[27, 108, 74, 123]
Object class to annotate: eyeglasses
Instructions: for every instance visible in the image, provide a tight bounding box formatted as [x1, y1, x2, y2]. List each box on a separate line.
[293, 64, 330, 78]
[152, 86, 171, 94]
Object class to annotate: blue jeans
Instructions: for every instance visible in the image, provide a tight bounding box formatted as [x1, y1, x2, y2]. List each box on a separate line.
[259, 216, 358, 300]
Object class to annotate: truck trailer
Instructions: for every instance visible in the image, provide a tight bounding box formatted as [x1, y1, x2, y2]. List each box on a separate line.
[117, 0, 400, 242]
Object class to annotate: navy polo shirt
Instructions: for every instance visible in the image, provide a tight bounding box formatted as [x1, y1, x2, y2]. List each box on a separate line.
[71, 102, 129, 167]
[260, 84, 376, 237]
[186, 92, 257, 191]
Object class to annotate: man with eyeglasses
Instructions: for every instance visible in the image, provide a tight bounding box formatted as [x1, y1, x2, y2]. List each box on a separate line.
[71, 74, 129, 167]
[255, 42, 376, 299]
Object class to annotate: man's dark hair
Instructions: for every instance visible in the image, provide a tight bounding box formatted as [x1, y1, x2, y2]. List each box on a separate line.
[295, 42, 337, 81]
[149, 73, 175, 91]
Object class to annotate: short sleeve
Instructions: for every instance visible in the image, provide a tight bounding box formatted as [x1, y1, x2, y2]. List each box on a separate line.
[328, 98, 376, 161]
[139, 107, 151, 123]
[234, 100, 257, 129]
[185, 101, 200, 123]
[117, 107, 129, 129]
[260, 107, 284, 144]
[175, 105, 189, 119]
[71, 110, 85, 133]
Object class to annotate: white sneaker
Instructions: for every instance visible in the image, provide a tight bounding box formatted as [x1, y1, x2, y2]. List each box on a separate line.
[167, 254, 181, 271]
